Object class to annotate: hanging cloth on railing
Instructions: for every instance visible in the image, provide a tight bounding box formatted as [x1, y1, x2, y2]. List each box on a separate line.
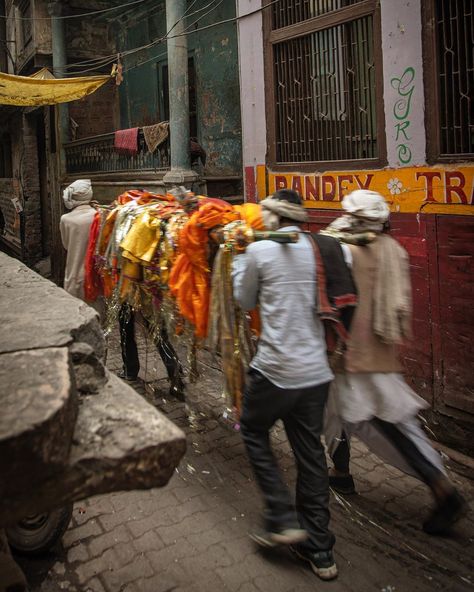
[114, 128, 139, 155]
[142, 122, 169, 153]
[0, 69, 113, 106]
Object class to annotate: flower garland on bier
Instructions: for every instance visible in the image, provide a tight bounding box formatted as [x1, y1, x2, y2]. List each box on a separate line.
[84, 187, 298, 411]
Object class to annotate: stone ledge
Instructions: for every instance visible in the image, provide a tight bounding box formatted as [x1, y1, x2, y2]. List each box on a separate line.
[0, 374, 186, 527]
[0, 253, 103, 358]
[0, 252, 186, 530]
[0, 347, 77, 498]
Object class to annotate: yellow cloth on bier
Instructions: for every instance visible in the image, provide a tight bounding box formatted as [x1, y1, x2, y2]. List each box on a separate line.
[120, 210, 161, 263]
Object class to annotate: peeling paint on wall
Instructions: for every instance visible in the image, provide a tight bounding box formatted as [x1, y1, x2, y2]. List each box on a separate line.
[117, 0, 242, 178]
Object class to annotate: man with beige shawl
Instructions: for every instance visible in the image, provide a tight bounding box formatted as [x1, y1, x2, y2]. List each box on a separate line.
[324, 190, 465, 536]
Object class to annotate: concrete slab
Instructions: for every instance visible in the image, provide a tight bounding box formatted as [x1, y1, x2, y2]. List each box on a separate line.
[0, 347, 77, 498]
[0, 253, 103, 357]
[0, 374, 186, 527]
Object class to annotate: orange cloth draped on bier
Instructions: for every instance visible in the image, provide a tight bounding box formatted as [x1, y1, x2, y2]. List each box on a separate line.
[168, 200, 265, 339]
[232, 203, 265, 231]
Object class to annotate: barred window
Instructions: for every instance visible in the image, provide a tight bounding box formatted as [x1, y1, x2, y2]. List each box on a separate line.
[424, 0, 473, 160]
[272, 0, 365, 29]
[264, 0, 383, 167]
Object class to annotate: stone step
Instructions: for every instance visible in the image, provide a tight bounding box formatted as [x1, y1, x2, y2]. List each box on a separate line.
[0, 252, 186, 530]
[0, 373, 186, 527]
[0, 347, 77, 499]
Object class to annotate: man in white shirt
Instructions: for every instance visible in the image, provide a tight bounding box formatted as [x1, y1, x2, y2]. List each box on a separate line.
[232, 189, 337, 581]
[59, 179, 95, 300]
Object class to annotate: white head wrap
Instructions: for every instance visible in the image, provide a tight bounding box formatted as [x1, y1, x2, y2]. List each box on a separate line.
[342, 190, 390, 222]
[260, 196, 308, 230]
[329, 190, 390, 233]
[63, 179, 93, 210]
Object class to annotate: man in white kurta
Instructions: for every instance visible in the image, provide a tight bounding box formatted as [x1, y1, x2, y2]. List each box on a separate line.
[323, 190, 466, 536]
[59, 179, 95, 300]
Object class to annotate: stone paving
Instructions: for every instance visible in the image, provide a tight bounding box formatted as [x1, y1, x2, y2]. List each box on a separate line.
[19, 323, 474, 592]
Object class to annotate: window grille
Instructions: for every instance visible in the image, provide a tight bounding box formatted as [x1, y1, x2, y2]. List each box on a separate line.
[436, 0, 473, 156]
[272, 0, 364, 30]
[265, 0, 381, 166]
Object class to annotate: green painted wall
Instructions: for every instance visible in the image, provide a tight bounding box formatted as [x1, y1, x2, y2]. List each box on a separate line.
[116, 0, 242, 177]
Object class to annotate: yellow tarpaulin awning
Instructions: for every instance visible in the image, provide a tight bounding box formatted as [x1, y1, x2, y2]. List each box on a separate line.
[30, 67, 57, 80]
[0, 69, 113, 106]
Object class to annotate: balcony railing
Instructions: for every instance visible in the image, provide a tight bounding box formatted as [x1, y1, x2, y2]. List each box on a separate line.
[64, 131, 170, 175]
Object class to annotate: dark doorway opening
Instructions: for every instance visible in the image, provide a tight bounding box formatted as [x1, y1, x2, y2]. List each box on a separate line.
[36, 111, 50, 257]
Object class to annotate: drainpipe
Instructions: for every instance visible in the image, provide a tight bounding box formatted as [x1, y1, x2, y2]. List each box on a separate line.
[163, 0, 199, 189]
[47, 0, 68, 284]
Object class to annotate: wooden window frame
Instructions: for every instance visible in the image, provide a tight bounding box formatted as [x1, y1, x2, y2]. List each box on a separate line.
[422, 0, 474, 164]
[262, 0, 386, 172]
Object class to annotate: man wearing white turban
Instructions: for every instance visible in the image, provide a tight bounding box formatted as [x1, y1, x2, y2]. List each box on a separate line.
[323, 190, 465, 535]
[60, 179, 95, 299]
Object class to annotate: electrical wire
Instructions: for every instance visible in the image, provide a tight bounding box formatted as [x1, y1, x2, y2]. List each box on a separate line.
[180, 0, 225, 35]
[55, 0, 213, 72]
[53, 0, 210, 75]
[166, 0, 281, 40]
[0, 0, 150, 20]
[121, 0, 225, 73]
[123, 51, 168, 75]
[43, 0, 281, 77]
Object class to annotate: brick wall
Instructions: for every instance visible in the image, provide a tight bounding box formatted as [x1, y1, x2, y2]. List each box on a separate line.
[69, 82, 120, 139]
[65, 11, 119, 139]
[0, 178, 21, 251]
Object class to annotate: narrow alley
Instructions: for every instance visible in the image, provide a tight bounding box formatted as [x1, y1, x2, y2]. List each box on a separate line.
[0, 1, 473, 591]
[19, 328, 474, 592]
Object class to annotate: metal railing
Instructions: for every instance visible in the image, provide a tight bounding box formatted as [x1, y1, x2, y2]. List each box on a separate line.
[64, 131, 170, 175]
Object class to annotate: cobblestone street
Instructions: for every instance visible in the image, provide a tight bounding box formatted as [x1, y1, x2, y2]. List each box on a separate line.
[20, 325, 474, 592]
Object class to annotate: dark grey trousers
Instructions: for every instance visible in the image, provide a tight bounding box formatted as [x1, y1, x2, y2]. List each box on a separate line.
[118, 303, 181, 381]
[333, 420, 443, 488]
[240, 369, 335, 552]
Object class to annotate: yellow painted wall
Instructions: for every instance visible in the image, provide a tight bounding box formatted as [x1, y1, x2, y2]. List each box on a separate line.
[265, 165, 474, 215]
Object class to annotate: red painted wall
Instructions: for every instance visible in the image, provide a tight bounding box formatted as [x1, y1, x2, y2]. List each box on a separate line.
[434, 216, 474, 416]
[304, 211, 474, 412]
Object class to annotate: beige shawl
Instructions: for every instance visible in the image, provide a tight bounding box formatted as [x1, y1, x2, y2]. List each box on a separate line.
[373, 234, 412, 344]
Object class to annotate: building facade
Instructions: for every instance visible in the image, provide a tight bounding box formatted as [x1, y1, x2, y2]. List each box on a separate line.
[238, 0, 474, 453]
[0, 0, 118, 267]
[0, 0, 243, 269]
[63, 0, 242, 201]
[0, 0, 471, 453]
